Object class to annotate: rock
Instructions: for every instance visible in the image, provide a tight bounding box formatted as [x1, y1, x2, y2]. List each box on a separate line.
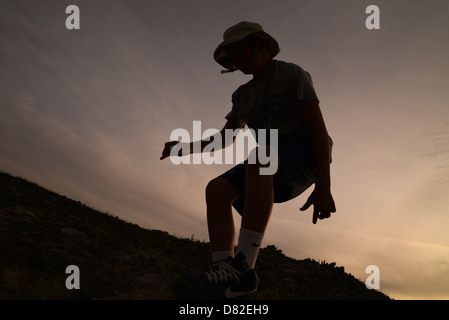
[60, 228, 85, 238]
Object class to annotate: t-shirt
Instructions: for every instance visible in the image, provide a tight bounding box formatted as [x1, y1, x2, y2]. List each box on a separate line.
[225, 59, 319, 141]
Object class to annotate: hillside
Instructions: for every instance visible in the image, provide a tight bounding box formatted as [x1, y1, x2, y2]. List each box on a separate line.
[0, 171, 390, 300]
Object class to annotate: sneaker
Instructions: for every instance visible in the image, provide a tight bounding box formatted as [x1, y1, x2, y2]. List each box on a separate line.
[172, 252, 259, 300]
[212, 256, 233, 270]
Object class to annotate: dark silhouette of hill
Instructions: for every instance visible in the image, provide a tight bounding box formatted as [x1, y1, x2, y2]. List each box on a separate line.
[0, 171, 390, 300]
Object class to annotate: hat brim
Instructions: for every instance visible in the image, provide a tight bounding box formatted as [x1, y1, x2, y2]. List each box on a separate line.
[213, 30, 280, 70]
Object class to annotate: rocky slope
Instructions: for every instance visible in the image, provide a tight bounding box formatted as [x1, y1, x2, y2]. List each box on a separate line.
[0, 171, 389, 300]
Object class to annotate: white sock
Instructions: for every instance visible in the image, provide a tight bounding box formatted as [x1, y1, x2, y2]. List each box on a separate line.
[212, 251, 234, 268]
[236, 228, 264, 269]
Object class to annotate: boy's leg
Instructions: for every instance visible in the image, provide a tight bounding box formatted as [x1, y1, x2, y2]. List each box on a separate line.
[172, 148, 277, 299]
[205, 177, 239, 258]
[241, 163, 274, 233]
[238, 146, 278, 268]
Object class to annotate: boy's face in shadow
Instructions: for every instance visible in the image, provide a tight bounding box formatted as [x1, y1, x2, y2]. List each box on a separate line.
[225, 38, 257, 74]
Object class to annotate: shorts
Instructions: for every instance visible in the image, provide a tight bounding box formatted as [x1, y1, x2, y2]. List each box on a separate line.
[220, 136, 333, 215]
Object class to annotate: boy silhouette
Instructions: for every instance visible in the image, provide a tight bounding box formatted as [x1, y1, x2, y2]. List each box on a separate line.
[161, 21, 336, 299]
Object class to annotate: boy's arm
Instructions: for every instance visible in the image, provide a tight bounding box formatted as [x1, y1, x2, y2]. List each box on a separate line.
[195, 120, 241, 152]
[298, 100, 336, 224]
[160, 120, 241, 160]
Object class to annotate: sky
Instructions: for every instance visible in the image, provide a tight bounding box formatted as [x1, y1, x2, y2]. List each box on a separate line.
[1, 0, 448, 300]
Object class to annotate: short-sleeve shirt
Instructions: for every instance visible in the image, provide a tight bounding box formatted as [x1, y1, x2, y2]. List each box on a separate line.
[225, 60, 319, 141]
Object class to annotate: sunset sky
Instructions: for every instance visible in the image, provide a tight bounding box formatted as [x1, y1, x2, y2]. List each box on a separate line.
[1, 0, 448, 299]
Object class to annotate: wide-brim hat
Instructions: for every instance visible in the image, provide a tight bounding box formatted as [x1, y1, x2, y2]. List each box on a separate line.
[214, 21, 280, 71]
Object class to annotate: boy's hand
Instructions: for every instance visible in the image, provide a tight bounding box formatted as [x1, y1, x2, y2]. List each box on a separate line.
[300, 187, 336, 224]
[160, 141, 180, 160]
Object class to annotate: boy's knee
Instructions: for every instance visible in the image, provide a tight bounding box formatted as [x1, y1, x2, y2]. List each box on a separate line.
[205, 177, 238, 204]
[205, 178, 220, 199]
